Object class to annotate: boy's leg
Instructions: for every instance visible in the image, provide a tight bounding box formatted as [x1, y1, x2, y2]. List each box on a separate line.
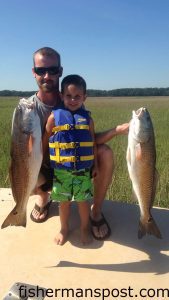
[78, 201, 92, 245]
[55, 201, 71, 245]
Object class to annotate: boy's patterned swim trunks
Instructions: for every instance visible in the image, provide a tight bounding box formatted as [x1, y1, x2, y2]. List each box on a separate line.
[51, 168, 93, 202]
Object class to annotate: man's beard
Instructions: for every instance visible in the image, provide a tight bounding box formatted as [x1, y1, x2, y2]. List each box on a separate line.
[38, 80, 58, 93]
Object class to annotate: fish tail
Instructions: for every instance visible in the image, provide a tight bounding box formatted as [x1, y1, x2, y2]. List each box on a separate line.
[1, 205, 26, 229]
[138, 216, 162, 239]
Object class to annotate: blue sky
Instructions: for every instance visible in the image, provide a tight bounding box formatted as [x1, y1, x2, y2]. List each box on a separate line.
[1, 0, 169, 91]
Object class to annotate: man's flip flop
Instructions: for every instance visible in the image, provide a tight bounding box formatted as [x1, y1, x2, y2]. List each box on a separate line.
[30, 200, 52, 223]
[90, 213, 111, 240]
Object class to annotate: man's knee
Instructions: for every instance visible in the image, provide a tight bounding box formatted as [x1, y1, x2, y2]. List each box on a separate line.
[97, 144, 114, 163]
[36, 166, 53, 192]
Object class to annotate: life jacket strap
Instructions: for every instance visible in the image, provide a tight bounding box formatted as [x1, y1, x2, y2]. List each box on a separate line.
[50, 154, 94, 163]
[52, 124, 89, 133]
[49, 141, 94, 149]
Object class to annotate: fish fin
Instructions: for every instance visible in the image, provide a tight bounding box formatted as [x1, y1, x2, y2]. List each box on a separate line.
[28, 134, 34, 155]
[1, 205, 26, 229]
[150, 169, 159, 207]
[135, 143, 142, 160]
[138, 216, 162, 239]
[126, 147, 131, 165]
[127, 147, 133, 181]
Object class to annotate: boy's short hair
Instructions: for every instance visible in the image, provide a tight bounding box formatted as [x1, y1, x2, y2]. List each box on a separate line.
[61, 74, 86, 94]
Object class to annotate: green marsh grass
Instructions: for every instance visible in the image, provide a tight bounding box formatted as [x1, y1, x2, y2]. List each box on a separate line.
[0, 97, 18, 186]
[0, 96, 169, 208]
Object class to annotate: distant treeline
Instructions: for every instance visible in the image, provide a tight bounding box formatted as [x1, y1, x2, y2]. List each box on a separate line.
[1, 87, 169, 97]
[0, 90, 37, 97]
[87, 87, 169, 97]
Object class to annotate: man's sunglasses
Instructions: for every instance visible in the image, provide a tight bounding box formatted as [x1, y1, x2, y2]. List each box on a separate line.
[34, 66, 60, 76]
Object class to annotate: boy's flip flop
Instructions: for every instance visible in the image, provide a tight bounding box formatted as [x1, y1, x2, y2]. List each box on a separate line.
[90, 213, 111, 240]
[30, 200, 52, 223]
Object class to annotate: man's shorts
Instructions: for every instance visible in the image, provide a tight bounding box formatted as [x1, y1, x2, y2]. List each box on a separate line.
[51, 168, 93, 202]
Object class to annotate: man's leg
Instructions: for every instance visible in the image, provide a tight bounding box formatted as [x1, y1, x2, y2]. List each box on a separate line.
[30, 188, 50, 221]
[91, 144, 114, 239]
[30, 166, 53, 222]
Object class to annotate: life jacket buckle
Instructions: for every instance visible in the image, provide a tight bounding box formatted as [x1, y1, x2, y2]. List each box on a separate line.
[74, 142, 80, 148]
[68, 124, 75, 130]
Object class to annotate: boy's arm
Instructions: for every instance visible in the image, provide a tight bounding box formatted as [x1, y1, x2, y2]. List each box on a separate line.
[42, 112, 55, 159]
[95, 123, 129, 145]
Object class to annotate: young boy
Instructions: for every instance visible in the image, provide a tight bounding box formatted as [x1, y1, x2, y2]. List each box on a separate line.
[43, 74, 97, 245]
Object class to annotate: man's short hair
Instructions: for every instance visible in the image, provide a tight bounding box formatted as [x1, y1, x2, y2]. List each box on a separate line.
[33, 47, 61, 67]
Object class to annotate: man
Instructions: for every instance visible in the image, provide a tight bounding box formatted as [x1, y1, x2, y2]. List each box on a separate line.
[30, 47, 129, 240]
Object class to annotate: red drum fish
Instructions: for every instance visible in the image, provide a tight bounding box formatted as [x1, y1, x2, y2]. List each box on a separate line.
[126, 107, 162, 239]
[1, 99, 42, 229]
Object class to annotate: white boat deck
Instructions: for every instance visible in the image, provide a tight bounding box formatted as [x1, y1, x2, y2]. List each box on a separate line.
[0, 188, 169, 299]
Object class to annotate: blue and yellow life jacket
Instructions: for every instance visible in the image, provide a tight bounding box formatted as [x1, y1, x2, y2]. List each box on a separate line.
[49, 107, 94, 170]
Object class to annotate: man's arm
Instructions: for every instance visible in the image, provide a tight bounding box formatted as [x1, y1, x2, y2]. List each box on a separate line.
[95, 123, 129, 145]
[42, 112, 55, 159]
